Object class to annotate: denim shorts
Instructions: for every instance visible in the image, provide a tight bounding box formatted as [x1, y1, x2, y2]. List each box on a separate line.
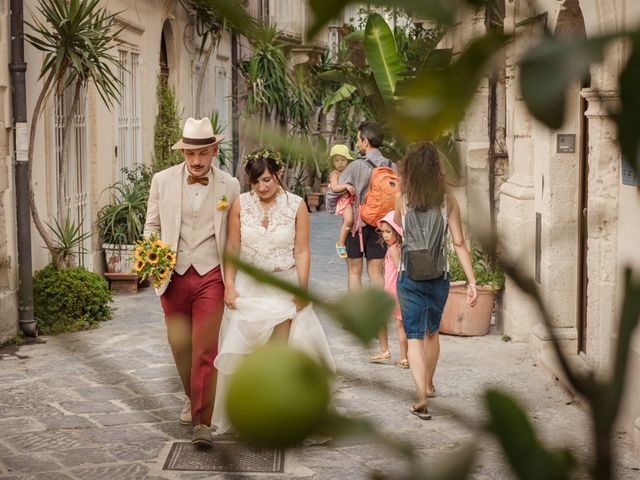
[397, 272, 450, 339]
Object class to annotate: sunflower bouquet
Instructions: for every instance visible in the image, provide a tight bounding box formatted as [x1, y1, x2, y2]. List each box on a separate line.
[132, 234, 176, 289]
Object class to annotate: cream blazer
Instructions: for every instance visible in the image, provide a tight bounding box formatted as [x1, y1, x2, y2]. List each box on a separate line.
[143, 162, 240, 296]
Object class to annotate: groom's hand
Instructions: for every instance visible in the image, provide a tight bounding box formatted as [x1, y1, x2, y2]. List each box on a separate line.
[224, 287, 239, 310]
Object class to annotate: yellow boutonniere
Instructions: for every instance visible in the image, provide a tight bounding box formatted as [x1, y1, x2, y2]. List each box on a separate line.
[217, 195, 229, 211]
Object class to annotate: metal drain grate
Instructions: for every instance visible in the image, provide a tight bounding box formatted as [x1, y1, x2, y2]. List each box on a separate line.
[163, 440, 285, 472]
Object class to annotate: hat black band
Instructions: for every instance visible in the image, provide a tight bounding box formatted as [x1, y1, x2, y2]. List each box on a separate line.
[182, 136, 215, 145]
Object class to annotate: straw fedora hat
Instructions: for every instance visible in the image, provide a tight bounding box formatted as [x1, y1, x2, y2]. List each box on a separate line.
[171, 117, 224, 150]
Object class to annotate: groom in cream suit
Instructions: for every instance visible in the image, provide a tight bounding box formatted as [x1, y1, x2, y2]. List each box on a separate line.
[144, 117, 240, 448]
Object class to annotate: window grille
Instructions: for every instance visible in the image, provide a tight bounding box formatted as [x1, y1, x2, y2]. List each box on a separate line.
[214, 66, 229, 134]
[52, 87, 91, 268]
[192, 61, 210, 117]
[116, 49, 142, 180]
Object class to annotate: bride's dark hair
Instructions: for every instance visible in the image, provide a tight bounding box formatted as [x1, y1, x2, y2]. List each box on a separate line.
[244, 148, 285, 185]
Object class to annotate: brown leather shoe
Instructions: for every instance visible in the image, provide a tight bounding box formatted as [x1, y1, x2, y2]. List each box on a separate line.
[179, 398, 191, 425]
[192, 424, 213, 448]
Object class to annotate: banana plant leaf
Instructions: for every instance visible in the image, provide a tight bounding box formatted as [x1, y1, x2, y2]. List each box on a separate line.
[364, 13, 404, 102]
[322, 84, 357, 113]
[344, 29, 364, 42]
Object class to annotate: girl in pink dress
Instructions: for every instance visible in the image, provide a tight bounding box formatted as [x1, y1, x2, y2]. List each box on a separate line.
[372, 210, 409, 368]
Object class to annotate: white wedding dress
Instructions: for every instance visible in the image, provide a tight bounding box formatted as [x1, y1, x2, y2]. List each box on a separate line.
[212, 190, 335, 433]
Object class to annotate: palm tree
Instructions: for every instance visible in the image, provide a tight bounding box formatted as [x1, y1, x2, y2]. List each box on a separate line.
[24, 0, 122, 269]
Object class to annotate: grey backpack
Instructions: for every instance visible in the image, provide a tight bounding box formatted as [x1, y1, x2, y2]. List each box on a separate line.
[401, 195, 448, 281]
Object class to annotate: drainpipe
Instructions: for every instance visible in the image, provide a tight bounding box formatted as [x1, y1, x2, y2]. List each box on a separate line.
[9, 0, 37, 336]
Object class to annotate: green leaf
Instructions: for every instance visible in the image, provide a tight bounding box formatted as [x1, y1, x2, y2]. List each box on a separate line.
[322, 288, 393, 345]
[317, 69, 349, 83]
[391, 31, 508, 141]
[485, 389, 576, 480]
[422, 48, 453, 71]
[426, 443, 478, 480]
[319, 412, 416, 459]
[364, 13, 404, 102]
[344, 29, 364, 42]
[616, 40, 640, 177]
[607, 268, 640, 424]
[322, 83, 357, 113]
[226, 255, 319, 305]
[519, 36, 611, 129]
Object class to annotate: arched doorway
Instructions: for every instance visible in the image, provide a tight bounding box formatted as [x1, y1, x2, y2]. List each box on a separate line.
[160, 20, 176, 85]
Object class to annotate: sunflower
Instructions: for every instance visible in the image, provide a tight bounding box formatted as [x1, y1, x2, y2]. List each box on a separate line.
[148, 251, 159, 264]
[134, 259, 145, 272]
[157, 270, 169, 283]
[165, 252, 176, 265]
[151, 239, 164, 249]
[134, 246, 144, 259]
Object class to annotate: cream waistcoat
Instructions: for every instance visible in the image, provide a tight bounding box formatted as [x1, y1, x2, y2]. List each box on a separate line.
[174, 179, 220, 275]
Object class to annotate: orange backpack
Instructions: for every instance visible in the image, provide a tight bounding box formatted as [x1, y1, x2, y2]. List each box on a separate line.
[359, 159, 399, 226]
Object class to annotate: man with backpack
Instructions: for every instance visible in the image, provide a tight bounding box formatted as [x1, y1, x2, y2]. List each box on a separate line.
[329, 121, 399, 360]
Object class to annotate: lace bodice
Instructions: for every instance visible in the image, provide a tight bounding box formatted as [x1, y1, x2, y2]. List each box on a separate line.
[239, 190, 302, 272]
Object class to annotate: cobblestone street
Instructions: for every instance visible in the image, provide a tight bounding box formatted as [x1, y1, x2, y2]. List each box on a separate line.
[0, 213, 638, 479]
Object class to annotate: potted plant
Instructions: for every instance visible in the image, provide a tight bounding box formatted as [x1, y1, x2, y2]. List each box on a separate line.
[96, 167, 150, 285]
[440, 242, 505, 336]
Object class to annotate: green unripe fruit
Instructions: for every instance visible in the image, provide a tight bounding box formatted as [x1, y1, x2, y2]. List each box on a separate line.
[226, 345, 331, 447]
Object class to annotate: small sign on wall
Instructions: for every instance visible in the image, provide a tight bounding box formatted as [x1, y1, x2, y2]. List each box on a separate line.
[621, 155, 640, 187]
[557, 134, 576, 153]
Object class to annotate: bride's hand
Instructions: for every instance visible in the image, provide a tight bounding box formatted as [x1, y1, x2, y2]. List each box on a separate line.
[293, 297, 309, 312]
[224, 287, 239, 310]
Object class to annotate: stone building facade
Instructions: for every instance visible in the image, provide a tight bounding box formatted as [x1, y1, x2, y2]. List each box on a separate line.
[452, 0, 640, 459]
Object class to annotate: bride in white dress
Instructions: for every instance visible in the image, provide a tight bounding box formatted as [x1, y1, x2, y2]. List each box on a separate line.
[212, 149, 335, 433]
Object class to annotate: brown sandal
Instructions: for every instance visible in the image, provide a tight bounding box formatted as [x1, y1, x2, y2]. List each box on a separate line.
[368, 351, 391, 363]
[410, 404, 432, 420]
[395, 359, 410, 369]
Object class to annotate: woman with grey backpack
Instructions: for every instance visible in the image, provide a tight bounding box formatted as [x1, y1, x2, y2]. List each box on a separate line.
[394, 142, 479, 420]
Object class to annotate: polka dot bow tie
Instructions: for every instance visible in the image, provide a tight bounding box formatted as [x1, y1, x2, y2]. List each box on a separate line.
[187, 175, 209, 186]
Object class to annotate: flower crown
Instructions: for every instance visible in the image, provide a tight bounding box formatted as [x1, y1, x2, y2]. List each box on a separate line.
[243, 148, 285, 170]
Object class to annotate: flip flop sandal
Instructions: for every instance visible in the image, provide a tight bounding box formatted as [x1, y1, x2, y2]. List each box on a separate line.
[410, 405, 432, 420]
[368, 351, 391, 363]
[395, 359, 410, 369]
[336, 243, 348, 259]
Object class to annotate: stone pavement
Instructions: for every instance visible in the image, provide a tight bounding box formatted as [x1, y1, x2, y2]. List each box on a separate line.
[1, 213, 639, 479]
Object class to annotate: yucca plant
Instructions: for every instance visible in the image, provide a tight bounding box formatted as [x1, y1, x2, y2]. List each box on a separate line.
[46, 213, 92, 269]
[25, 0, 123, 270]
[210, 110, 232, 170]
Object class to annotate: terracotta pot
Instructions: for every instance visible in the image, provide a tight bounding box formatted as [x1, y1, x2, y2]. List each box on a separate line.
[440, 281, 496, 336]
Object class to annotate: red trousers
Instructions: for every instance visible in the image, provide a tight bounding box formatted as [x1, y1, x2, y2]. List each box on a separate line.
[160, 266, 224, 426]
